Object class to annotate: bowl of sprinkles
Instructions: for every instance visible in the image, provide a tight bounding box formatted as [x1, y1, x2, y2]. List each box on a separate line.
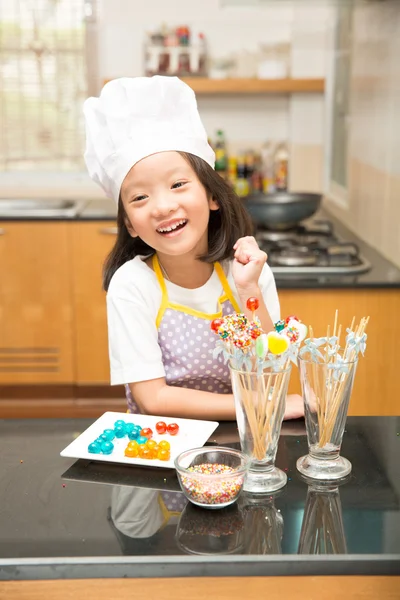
[174, 447, 250, 509]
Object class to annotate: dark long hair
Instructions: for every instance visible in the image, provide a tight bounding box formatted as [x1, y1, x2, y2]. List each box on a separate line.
[103, 152, 253, 290]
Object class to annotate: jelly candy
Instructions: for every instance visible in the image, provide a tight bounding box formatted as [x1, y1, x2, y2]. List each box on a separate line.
[136, 436, 147, 445]
[125, 445, 138, 458]
[124, 423, 135, 434]
[128, 429, 139, 440]
[146, 439, 157, 450]
[88, 442, 102, 454]
[157, 448, 170, 461]
[103, 429, 115, 441]
[167, 423, 179, 436]
[155, 421, 167, 434]
[114, 425, 126, 438]
[140, 428, 153, 439]
[114, 419, 126, 428]
[158, 440, 170, 451]
[101, 441, 114, 455]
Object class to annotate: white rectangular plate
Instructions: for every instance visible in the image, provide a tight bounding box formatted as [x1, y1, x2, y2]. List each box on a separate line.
[60, 411, 219, 469]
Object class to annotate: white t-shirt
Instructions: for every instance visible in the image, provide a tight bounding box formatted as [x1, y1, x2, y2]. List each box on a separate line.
[107, 255, 280, 385]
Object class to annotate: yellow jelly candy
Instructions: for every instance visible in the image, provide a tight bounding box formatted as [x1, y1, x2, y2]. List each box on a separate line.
[146, 439, 157, 450]
[127, 440, 139, 450]
[158, 440, 170, 451]
[157, 448, 170, 461]
[267, 331, 290, 355]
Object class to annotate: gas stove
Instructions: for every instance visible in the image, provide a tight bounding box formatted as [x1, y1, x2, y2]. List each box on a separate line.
[255, 220, 371, 276]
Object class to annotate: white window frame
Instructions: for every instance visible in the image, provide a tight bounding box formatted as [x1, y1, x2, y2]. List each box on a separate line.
[324, 5, 352, 211]
[0, 0, 98, 191]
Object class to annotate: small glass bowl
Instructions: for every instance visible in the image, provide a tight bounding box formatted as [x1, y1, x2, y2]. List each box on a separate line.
[174, 446, 250, 510]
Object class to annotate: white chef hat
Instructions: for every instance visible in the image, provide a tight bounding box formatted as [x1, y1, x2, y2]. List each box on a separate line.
[83, 76, 215, 202]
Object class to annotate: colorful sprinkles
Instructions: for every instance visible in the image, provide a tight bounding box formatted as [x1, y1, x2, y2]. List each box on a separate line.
[180, 463, 244, 506]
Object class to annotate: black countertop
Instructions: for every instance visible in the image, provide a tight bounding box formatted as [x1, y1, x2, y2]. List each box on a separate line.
[0, 417, 399, 581]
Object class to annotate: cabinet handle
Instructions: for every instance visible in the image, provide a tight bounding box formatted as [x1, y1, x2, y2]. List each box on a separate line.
[99, 227, 118, 235]
[0, 228, 5, 235]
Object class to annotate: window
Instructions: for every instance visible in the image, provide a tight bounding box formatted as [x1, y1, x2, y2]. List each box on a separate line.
[0, 0, 95, 172]
[326, 3, 353, 205]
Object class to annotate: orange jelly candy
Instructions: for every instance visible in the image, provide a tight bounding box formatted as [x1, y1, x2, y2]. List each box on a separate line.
[158, 440, 170, 451]
[141, 447, 153, 460]
[140, 428, 153, 439]
[146, 439, 157, 450]
[157, 448, 170, 461]
[125, 446, 138, 458]
[150, 445, 159, 459]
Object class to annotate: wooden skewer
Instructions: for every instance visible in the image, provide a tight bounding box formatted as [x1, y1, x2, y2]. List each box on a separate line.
[319, 316, 369, 446]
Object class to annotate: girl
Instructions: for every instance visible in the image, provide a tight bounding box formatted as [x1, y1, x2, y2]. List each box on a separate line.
[84, 76, 303, 421]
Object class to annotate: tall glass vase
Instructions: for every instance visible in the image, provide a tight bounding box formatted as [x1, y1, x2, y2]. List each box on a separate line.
[298, 478, 347, 554]
[230, 365, 291, 493]
[297, 356, 357, 480]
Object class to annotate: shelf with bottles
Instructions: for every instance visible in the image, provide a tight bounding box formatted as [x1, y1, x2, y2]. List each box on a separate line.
[211, 131, 289, 198]
[144, 24, 207, 78]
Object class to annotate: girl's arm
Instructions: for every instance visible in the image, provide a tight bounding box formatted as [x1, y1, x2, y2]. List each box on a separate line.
[232, 236, 275, 332]
[129, 378, 236, 420]
[129, 379, 303, 421]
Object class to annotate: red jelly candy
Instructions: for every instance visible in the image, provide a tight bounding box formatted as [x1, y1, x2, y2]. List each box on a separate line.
[167, 423, 179, 436]
[155, 421, 167, 434]
[140, 427, 153, 439]
[211, 318, 224, 332]
[285, 315, 301, 326]
[246, 297, 259, 312]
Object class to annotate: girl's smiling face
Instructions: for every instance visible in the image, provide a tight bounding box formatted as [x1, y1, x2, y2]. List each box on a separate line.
[120, 151, 218, 258]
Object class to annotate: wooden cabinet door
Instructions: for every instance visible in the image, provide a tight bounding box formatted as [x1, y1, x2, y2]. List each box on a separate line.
[71, 222, 117, 384]
[0, 222, 74, 384]
[280, 288, 400, 416]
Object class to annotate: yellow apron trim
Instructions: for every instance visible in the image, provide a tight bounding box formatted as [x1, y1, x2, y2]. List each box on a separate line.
[154, 254, 169, 328]
[214, 261, 241, 313]
[157, 494, 182, 529]
[154, 254, 241, 327]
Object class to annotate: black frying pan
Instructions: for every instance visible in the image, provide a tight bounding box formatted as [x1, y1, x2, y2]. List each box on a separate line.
[244, 192, 322, 230]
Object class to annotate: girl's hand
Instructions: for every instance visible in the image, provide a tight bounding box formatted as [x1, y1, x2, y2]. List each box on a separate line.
[232, 236, 267, 292]
[283, 394, 305, 420]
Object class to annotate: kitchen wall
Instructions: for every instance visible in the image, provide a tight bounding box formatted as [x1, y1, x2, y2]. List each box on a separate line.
[325, 0, 400, 267]
[97, 0, 333, 192]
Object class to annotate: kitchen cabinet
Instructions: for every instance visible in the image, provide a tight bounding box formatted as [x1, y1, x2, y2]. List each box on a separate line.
[280, 289, 399, 417]
[0, 222, 74, 384]
[71, 222, 116, 384]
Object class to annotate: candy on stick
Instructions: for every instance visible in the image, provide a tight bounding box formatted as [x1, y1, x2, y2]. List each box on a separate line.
[211, 299, 304, 462]
[246, 297, 259, 321]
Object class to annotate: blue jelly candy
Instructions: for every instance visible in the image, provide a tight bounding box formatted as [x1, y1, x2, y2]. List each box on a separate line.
[114, 425, 126, 438]
[125, 423, 134, 434]
[95, 437, 104, 445]
[101, 441, 114, 455]
[103, 429, 115, 441]
[128, 429, 139, 440]
[136, 436, 147, 445]
[88, 442, 102, 454]
[114, 419, 126, 428]
[98, 433, 108, 441]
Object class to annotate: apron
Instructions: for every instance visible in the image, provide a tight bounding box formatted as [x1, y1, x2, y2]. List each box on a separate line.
[125, 255, 240, 414]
